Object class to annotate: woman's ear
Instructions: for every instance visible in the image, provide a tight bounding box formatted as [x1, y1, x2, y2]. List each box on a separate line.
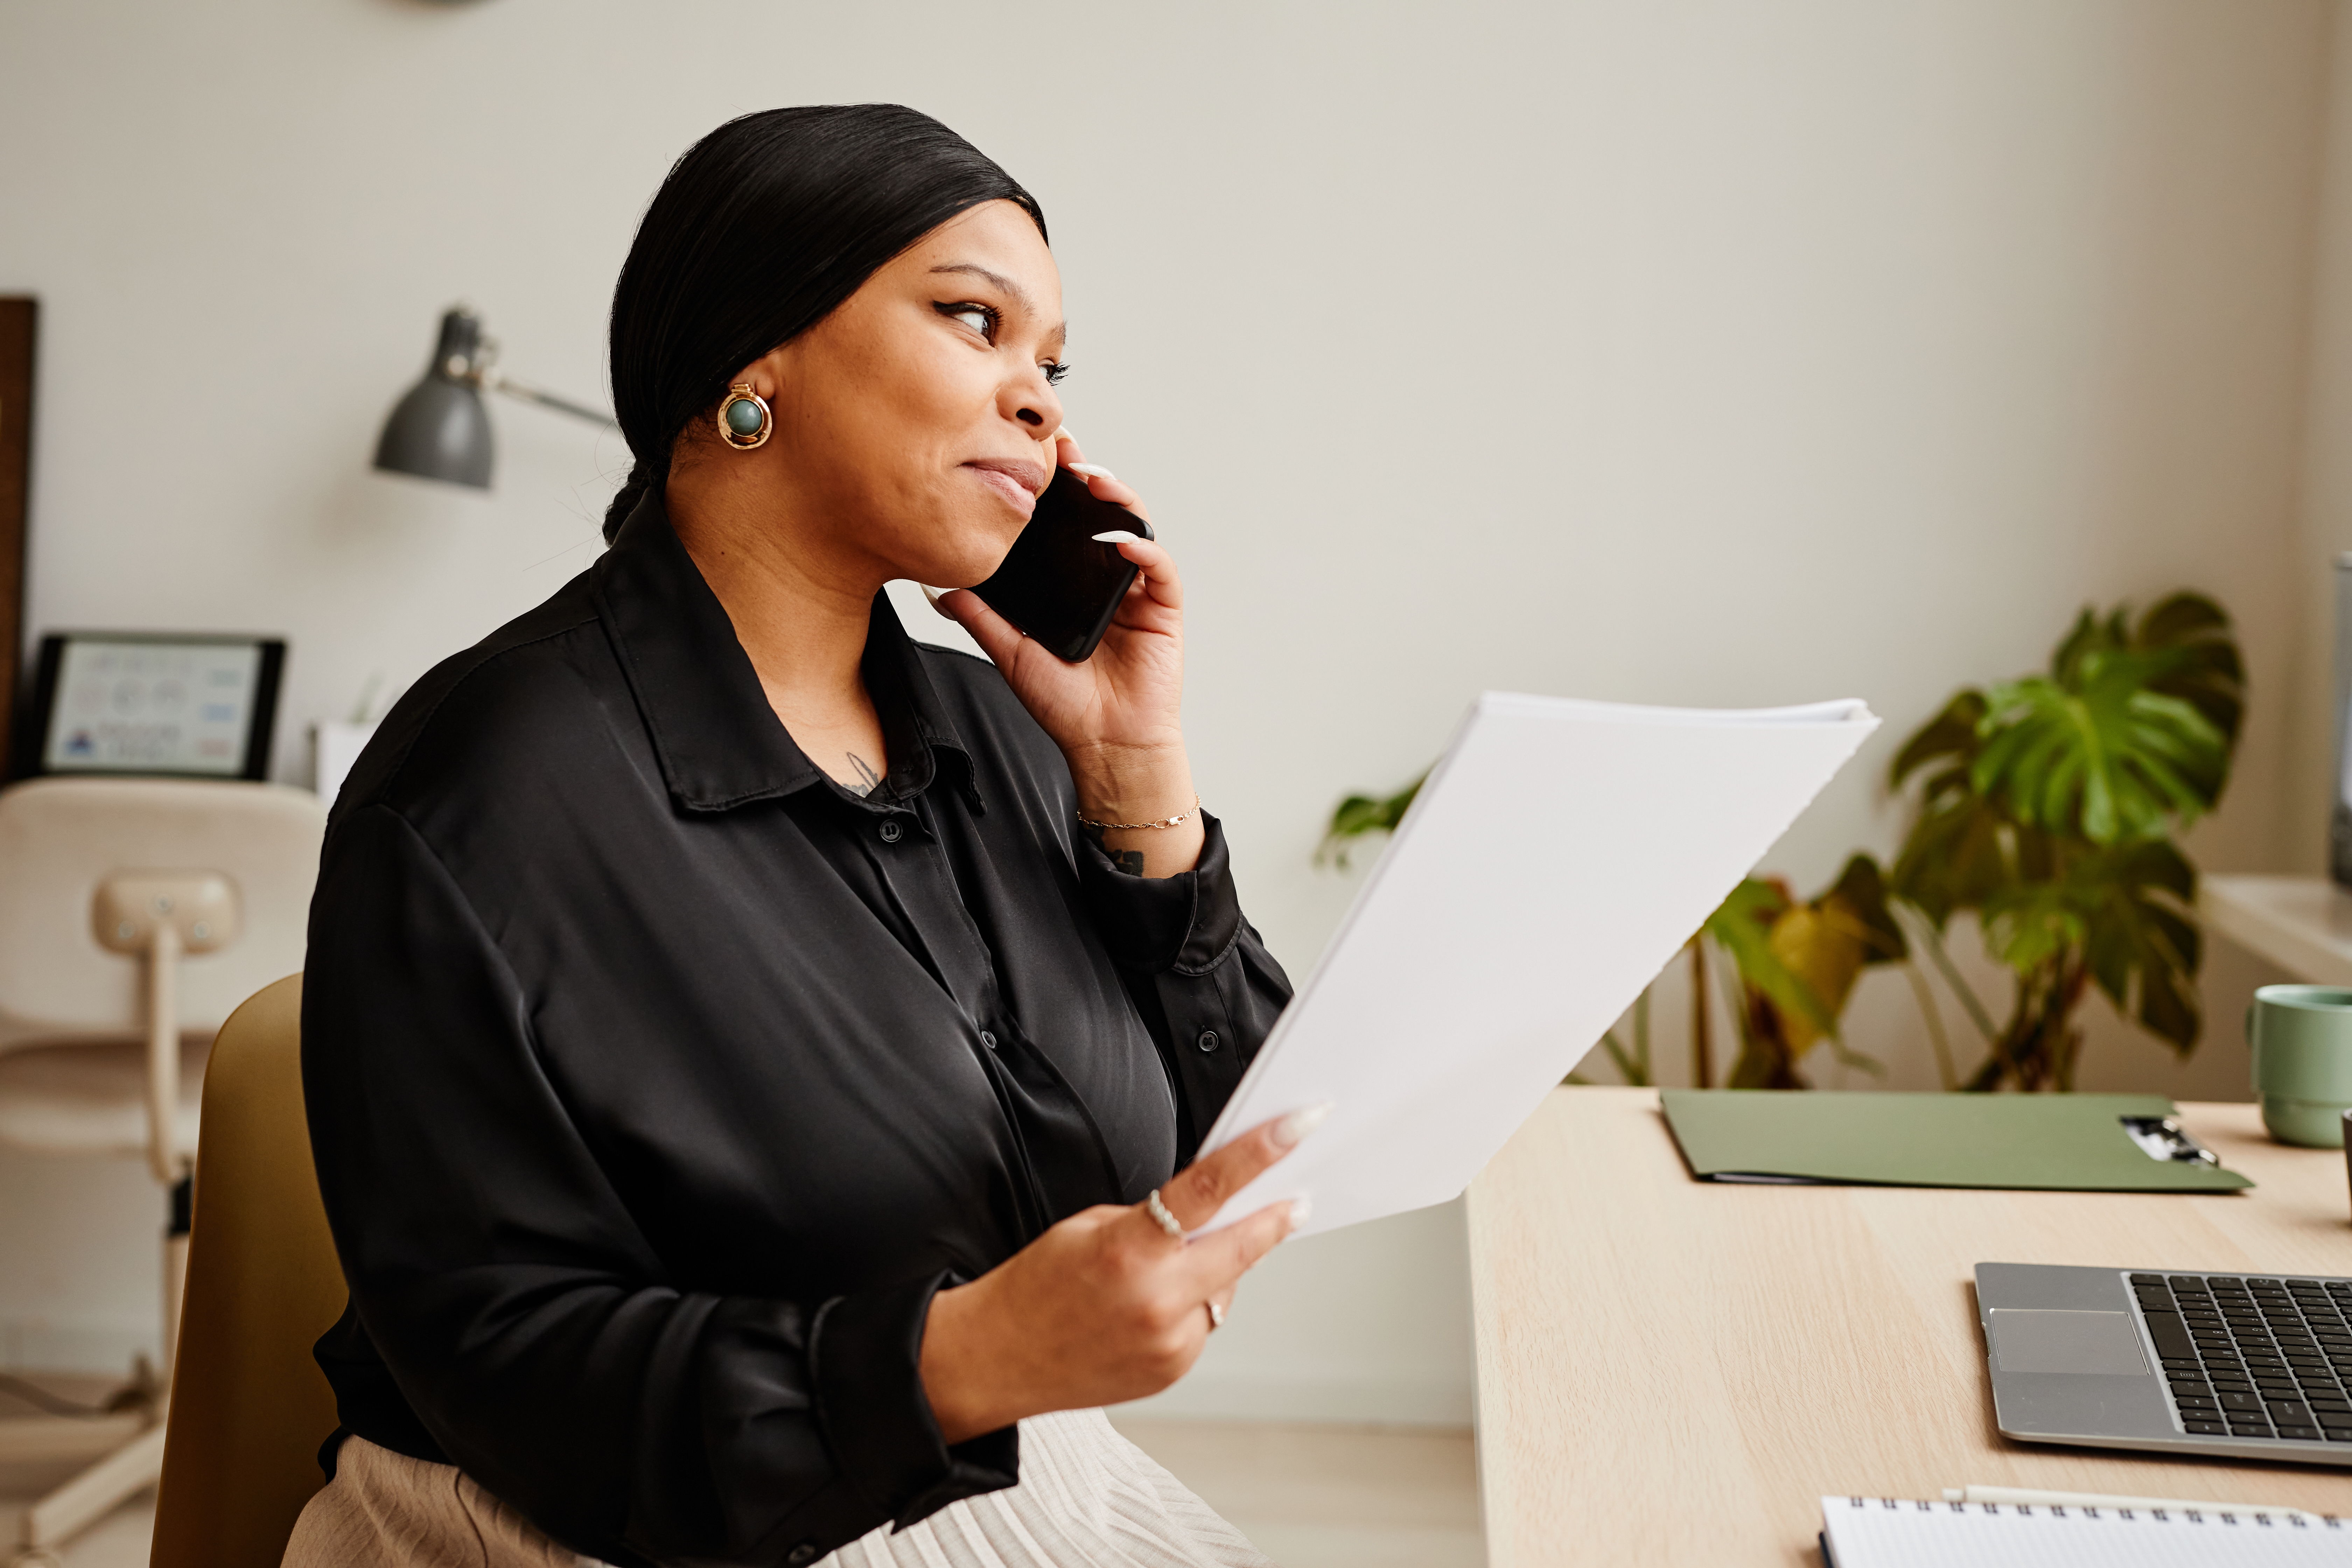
[733, 346, 791, 404]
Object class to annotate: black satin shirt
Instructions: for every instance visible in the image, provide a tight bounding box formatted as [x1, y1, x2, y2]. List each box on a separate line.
[300, 495, 1292, 1568]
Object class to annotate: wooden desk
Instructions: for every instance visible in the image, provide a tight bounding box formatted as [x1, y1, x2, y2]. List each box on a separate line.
[1466, 1087, 2352, 1566]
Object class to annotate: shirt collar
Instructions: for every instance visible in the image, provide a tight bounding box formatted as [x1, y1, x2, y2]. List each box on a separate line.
[593, 488, 982, 815]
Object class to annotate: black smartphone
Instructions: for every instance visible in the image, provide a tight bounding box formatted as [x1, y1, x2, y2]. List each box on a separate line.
[969, 466, 1156, 662]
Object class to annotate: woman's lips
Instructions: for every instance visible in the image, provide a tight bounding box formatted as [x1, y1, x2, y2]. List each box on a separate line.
[964, 459, 1045, 517]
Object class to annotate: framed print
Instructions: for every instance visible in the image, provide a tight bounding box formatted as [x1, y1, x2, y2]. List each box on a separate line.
[22, 632, 286, 781]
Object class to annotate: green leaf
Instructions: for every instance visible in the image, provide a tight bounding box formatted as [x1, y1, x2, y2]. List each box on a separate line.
[2137, 591, 2245, 753]
[2048, 607, 2106, 685]
[2137, 951, 2202, 1054]
[1706, 879, 1840, 1040]
[1316, 774, 1426, 867]
[1888, 691, 1988, 790]
[1970, 656, 2227, 846]
[1981, 882, 2085, 974]
[1888, 792, 2009, 925]
[1822, 853, 1907, 964]
[2123, 836, 2197, 903]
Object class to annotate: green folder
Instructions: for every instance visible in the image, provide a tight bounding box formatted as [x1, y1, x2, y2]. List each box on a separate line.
[1658, 1090, 2253, 1192]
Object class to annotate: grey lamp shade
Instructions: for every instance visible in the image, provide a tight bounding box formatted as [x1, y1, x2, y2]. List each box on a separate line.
[374, 308, 493, 488]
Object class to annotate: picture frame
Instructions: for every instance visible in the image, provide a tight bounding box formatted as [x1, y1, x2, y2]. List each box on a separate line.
[20, 632, 286, 782]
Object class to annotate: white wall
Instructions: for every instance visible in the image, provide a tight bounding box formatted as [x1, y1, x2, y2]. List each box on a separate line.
[0, 0, 2334, 1423]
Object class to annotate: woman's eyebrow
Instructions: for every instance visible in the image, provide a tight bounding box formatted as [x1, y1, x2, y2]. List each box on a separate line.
[930, 263, 1066, 348]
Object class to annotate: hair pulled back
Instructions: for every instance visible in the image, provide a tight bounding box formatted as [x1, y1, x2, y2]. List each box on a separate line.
[602, 105, 1045, 542]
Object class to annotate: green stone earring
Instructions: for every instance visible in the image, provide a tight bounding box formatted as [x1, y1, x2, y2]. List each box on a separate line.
[717, 383, 772, 450]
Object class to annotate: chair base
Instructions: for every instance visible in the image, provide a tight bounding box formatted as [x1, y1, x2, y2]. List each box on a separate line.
[0, 1412, 145, 1465]
[2, 1356, 167, 1562]
[6, 1416, 166, 1566]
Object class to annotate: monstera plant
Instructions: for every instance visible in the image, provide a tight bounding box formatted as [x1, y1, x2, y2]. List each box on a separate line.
[1318, 590, 2245, 1093]
[1886, 592, 2244, 1090]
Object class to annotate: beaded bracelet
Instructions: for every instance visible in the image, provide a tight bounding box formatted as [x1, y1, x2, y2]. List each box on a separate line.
[1075, 793, 1202, 832]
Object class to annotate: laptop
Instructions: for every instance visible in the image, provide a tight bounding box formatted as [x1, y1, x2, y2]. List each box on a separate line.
[1976, 1262, 2352, 1463]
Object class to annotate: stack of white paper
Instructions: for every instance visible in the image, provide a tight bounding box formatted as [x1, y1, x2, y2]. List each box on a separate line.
[1200, 692, 1878, 1237]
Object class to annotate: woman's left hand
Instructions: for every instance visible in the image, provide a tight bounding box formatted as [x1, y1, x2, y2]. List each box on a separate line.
[937, 432, 1203, 875]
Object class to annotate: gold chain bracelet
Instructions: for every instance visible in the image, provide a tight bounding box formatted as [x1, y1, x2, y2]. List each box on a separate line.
[1075, 793, 1202, 832]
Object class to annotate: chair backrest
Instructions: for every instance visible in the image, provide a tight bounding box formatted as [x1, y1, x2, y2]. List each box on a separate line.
[151, 974, 346, 1568]
[0, 778, 324, 1035]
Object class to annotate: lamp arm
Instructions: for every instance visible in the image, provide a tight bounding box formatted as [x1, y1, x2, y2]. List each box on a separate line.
[480, 371, 620, 429]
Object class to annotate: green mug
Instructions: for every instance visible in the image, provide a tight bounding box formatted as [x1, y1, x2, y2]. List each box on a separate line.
[2249, 985, 2352, 1147]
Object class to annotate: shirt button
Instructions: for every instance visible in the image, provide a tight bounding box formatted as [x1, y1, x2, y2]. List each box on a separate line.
[1196, 1029, 1219, 1054]
[878, 819, 903, 844]
[980, 1031, 998, 1050]
[786, 1547, 818, 1567]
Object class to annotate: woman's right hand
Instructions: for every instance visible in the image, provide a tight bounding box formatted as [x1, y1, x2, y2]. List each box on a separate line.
[918, 1109, 1322, 1443]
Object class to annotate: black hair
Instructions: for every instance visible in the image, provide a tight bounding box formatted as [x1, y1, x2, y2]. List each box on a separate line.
[602, 104, 1046, 542]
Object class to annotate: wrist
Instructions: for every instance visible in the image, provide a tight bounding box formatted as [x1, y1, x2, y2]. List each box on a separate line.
[920, 1279, 1010, 1446]
[1076, 792, 1200, 831]
[1064, 741, 1194, 822]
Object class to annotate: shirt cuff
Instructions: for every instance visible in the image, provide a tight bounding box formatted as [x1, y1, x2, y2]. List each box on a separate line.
[1076, 811, 1245, 975]
[807, 1272, 1020, 1530]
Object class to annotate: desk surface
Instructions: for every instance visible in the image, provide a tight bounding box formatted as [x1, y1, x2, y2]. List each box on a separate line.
[2202, 873, 2352, 986]
[1466, 1087, 2352, 1566]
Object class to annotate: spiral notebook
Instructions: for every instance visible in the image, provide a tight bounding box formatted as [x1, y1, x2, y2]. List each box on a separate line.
[1821, 1496, 2352, 1566]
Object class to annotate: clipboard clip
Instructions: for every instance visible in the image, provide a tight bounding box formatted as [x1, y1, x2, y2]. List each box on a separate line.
[2120, 1115, 2219, 1166]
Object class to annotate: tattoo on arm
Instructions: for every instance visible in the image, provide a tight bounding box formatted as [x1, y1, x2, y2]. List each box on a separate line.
[847, 752, 882, 797]
[1082, 821, 1147, 877]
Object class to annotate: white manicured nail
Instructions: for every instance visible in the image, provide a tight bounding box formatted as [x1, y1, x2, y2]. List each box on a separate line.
[1271, 1102, 1332, 1149]
[919, 584, 956, 620]
[1068, 463, 1116, 480]
[1092, 530, 1141, 545]
[1287, 1196, 1313, 1231]
[1054, 425, 1076, 443]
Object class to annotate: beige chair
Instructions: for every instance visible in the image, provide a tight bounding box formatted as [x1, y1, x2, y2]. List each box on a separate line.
[150, 975, 343, 1568]
[0, 779, 324, 1566]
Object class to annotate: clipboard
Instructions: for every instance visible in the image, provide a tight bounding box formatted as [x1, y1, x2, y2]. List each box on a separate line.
[1659, 1088, 2253, 1192]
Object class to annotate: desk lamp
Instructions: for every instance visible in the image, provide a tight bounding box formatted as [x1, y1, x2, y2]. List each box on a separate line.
[374, 306, 615, 488]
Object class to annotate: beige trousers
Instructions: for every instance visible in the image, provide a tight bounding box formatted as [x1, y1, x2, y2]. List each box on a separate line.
[282, 1409, 1272, 1568]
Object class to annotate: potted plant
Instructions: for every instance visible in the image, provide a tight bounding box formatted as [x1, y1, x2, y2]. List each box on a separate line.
[1318, 590, 2245, 1093]
[1886, 592, 2244, 1090]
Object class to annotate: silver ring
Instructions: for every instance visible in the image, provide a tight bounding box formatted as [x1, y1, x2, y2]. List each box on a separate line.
[1205, 1300, 1225, 1332]
[1143, 1188, 1184, 1241]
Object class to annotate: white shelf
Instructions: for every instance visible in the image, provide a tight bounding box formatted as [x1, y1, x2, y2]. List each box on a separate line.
[2200, 873, 2352, 987]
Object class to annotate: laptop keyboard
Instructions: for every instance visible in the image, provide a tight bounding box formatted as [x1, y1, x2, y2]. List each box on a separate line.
[2132, 1272, 2352, 1441]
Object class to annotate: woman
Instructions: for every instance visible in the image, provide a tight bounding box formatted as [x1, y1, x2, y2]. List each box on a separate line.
[288, 106, 1306, 1568]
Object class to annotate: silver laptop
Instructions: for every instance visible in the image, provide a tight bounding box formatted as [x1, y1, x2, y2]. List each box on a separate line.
[1976, 1262, 2352, 1464]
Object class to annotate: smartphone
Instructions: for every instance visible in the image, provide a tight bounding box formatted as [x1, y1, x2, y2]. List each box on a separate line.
[969, 466, 1155, 662]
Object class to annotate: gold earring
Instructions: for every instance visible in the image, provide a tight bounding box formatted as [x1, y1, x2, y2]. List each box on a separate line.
[717, 383, 772, 450]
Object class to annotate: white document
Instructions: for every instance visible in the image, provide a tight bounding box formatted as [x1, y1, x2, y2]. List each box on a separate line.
[1198, 692, 1879, 1237]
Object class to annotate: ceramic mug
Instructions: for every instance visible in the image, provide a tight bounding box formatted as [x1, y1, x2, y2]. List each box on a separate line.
[2249, 985, 2352, 1147]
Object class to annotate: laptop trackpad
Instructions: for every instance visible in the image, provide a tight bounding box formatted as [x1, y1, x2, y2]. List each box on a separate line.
[1989, 1309, 2149, 1375]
